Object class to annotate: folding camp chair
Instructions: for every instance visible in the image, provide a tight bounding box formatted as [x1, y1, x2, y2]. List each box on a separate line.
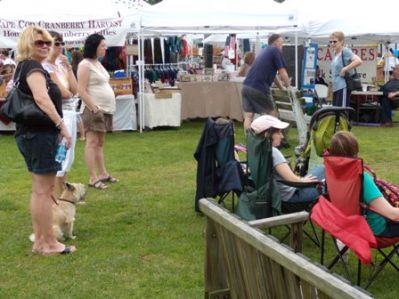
[235, 129, 281, 220]
[194, 117, 244, 212]
[311, 155, 399, 289]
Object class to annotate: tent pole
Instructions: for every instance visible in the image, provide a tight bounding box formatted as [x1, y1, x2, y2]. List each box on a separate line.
[137, 33, 143, 133]
[295, 30, 298, 89]
[140, 35, 145, 132]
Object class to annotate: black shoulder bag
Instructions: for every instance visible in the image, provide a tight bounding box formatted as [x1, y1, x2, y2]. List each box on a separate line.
[0, 62, 53, 126]
[341, 50, 362, 92]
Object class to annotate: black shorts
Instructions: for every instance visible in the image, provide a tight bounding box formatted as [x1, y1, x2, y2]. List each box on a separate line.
[16, 131, 61, 174]
[241, 85, 274, 114]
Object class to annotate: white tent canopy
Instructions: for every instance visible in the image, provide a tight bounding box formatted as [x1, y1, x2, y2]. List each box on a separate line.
[280, 0, 399, 44]
[135, 0, 298, 34]
[0, 0, 133, 47]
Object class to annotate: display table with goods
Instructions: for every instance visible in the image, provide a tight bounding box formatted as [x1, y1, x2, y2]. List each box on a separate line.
[178, 79, 243, 121]
[350, 90, 383, 124]
[113, 95, 137, 131]
[109, 77, 137, 131]
[143, 91, 181, 129]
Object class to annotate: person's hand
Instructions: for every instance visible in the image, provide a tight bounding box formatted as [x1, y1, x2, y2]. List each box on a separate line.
[301, 175, 318, 183]
[388, 91, 399, 99]
[59, 124, 72, 149]
[59, 55, 72, 71]
[339, 68, 347, 77]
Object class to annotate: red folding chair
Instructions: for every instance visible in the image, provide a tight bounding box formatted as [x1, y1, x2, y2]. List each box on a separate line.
[311, 155, 399, 289]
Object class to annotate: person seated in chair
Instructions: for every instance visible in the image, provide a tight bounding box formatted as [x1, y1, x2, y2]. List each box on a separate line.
[251, 115, 325, 204]
[380, 63, 399, 127]
[329, 131, 399, 237]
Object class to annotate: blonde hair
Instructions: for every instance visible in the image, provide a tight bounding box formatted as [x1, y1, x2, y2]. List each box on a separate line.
[330, 31, 345, 42]
[16, 26, 53, 62]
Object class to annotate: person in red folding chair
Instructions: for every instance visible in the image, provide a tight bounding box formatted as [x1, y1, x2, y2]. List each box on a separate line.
[329, 131, 399, 236]
[312, 131, 399, 288]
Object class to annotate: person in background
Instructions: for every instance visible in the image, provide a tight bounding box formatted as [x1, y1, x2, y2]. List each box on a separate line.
[71, 49, 86, 140]
[237, 51, 255, 77]
[14, 26, 75, 255]
[383, 48, 399, 77]
[0, 48, 16, 66]
[329, 31, 362, 107]
[241, 34, 291, 131]
[78, 33, 118, 190]
[43, 31, 79, 195]
[315, 65, 328, 86]
[251, 115, 324, 204]
[329, 131, 399, 237]
[380, 63, 399, 127]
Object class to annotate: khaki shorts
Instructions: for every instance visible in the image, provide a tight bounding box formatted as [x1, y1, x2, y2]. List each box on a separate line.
[81, 106, 113, 133]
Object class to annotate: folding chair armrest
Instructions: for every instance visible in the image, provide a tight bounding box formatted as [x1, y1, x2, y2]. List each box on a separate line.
[277, 179, 320, 189]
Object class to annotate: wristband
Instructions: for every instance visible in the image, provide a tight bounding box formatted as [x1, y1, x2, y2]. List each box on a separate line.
[56, 119, 64, 129]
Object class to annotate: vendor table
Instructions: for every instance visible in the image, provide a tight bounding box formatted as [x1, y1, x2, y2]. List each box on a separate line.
[113, 95, 137, 131]
[350, 91, 383, 124]
[178, 81, 243, 121]
[143, 93, 181, 129]
[0, 95, 138, 132]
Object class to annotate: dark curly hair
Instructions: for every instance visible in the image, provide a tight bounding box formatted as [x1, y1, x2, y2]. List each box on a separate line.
[83, 33, 105, 59]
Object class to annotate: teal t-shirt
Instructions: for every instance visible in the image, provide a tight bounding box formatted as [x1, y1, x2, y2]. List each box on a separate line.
[362, 172, 386, 235]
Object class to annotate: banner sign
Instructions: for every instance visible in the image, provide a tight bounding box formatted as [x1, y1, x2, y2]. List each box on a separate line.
[0, 17, 130, 48]
[317, 46, 377, 83]
[301, 42, 318, 89]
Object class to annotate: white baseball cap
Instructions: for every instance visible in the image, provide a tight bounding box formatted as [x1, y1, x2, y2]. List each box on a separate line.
[251, 115, 289, 134]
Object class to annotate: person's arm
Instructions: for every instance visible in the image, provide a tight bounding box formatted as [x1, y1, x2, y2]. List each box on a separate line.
[59, 54, 78, 95]
[77, 62, 99, 113]
[339, 52, 362, 77]
[48, 72, 73, 99]
[26, 71, 72, 148]
[278, 67, 290, 88]
[369, 196, 399, 221]
[387, 89, 399, 99]
[275, 162, 318, 183]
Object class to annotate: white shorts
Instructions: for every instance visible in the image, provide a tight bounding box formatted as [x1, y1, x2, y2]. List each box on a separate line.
[56, 110, 77, 177]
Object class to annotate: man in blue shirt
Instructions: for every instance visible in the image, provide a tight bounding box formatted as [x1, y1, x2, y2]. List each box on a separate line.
[242, 34, 291, 130]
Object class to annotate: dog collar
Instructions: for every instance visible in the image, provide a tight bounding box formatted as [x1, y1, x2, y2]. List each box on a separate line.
[58, 197, 76, 205]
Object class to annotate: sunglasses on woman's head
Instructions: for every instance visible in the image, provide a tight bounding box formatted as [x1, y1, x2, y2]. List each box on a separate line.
[54, 41, 65, 47]
[34, 40, 52, 47]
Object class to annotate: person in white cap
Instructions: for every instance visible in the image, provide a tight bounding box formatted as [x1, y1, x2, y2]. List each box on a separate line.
[251, 115, 325, 203]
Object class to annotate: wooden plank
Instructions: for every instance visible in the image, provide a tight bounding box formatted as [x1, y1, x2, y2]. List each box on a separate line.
[301, 279, 318, 299]
[199, 198, 372, 299]
[284, 268, 302, 299]
[204, 218, 228, 298]
[248, 211, 309, 228]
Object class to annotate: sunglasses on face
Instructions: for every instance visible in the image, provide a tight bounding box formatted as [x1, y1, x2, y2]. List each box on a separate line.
[34, 40, 52, 48]
[329, 40, 339, 44]
[54, 41, 65, 47]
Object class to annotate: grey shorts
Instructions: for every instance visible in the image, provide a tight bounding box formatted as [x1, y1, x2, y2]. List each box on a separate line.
[242, 85, 275, 114]
[81, 106, 113, 133]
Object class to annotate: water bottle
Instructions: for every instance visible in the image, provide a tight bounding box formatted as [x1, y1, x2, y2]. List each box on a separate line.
[55, 139, 67, 163]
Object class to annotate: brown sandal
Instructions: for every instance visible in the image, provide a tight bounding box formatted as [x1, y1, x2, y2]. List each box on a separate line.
[88, 180, 108, 190]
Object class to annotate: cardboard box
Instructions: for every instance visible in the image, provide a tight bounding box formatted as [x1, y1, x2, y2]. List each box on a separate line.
[109, 78, 133, 96]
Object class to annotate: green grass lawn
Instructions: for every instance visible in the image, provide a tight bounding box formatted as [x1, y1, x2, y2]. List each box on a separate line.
[0, 118, 398, 298]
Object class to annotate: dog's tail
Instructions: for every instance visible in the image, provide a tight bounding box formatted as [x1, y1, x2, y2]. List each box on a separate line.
[29, 233, 35, 242]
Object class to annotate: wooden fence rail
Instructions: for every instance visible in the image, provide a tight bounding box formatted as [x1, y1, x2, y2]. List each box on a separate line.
[199, 198, 372, 299]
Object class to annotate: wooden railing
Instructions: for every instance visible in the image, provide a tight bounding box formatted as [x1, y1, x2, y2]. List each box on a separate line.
[199, 198, 372, 299]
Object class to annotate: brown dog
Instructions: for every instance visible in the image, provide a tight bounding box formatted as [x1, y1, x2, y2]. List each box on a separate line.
[29, 182, 86, 242]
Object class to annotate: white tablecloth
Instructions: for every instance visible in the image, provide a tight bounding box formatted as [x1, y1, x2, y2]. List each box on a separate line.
[113, 95, 137, 131]
[143, 93, 181, 129]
